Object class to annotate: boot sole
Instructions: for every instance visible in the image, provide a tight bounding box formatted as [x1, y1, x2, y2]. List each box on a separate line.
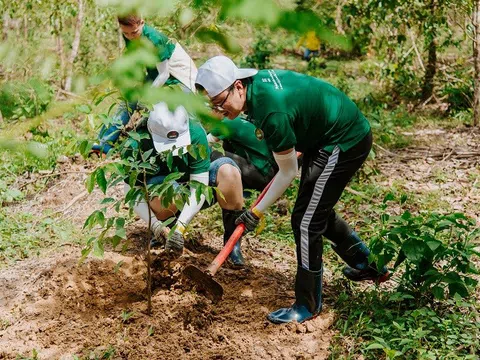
[344, 271, 391, 283]
[267, 308, 322, 324]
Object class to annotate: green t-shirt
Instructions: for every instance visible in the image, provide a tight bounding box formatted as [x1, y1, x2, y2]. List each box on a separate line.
[245, 70, 371, 153]
[123, 120, 210, 183]
[124, 24, 179, 86]
[210, 116, 276, 177]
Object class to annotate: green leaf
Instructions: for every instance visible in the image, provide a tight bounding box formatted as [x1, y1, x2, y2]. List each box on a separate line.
[94, 90, 118, 106]
[143, 148, 154, 160]
[93, 239, 104, 257]
[76, 104, 91, 114]
[96, 211, 106, 227]
[448, 282, 469, 298]
[79, 140, 91, 158]
[432, 286, 444, 300]
[86, 171, 96, 193]
[383, 193, 395, 203]
[198, 144, 208, 159]
[393, 250, 406, 268]
[114, 260, 124, 273]
[111, 235, 122, 248]
[401, 239, 428, 262]
[115, 218, 126, 239]
[148, 326, 155, 336]
[96, 168, 107, 194]
[100, 197, 116, 204]
[366, 343, 385, 350]
[167, 151, 173, 170]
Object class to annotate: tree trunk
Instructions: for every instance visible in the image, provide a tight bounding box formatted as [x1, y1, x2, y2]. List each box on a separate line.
[23, 14, 27, 39]
[335, 0, 345, 35]
[421, 0, 438, 101]
[63, 0, 84, 92]
[118, 27, 124, 54]
[474, 0, 480, 127]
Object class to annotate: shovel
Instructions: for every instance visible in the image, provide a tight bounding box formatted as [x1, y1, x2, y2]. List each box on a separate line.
[183, 152, 301, 302]
[183, 175, 274, 302]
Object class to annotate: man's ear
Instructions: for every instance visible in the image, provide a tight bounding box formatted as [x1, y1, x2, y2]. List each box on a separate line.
[234, 80, 244, 93]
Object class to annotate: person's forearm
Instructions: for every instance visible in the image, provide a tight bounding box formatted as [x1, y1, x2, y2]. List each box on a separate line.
[253, 149, 298, 214]
[176, 172, 209, 232]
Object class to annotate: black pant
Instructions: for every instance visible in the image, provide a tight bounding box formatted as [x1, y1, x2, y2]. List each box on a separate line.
[291, 131, 372, 272]
[210, 150, 276, 191]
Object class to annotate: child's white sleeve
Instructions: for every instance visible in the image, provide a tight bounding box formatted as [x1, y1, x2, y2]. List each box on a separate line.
[152, 60, 170, 88]
[176, 172, 209, 231]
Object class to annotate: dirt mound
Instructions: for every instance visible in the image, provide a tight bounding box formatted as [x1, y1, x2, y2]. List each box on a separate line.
[0, 235, 335, 360]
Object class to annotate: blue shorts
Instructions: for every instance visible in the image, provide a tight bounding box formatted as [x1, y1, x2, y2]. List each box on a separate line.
[147, 157, 240, 187]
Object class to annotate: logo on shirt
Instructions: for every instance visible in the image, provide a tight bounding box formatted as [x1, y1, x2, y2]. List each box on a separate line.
[255, 128, 264, 140]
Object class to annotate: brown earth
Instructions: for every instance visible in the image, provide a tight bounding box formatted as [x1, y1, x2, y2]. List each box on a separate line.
[0, 227, 336, 360]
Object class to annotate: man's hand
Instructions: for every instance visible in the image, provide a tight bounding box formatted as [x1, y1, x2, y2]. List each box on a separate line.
[235, 210, 261, 233]
[152, 221, 170, 246]
[166, 231, 184, 257]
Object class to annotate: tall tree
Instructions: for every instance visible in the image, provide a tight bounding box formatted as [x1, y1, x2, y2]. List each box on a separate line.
[421, 0, 438, 101]
[474, 0, 480, 126]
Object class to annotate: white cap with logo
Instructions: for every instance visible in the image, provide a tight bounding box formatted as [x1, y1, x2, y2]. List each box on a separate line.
[195, 55, 258, 97]
[147, 102, 191, 155]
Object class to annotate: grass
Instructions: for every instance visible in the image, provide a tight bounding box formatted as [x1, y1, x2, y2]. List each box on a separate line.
[0, 208, 86, 266]
[329, 289, 480, 359]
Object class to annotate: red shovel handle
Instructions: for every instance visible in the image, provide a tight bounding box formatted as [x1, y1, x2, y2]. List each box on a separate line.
[206, 179, 273, 276]
[206, 152, 301, 276]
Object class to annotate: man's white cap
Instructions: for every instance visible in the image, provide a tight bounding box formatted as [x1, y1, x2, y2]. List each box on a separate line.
[147, 102, 191, 155]
[196, 56, 258, 97]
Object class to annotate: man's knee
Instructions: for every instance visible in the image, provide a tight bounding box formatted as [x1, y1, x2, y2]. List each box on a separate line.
[217, 163, 241, 184]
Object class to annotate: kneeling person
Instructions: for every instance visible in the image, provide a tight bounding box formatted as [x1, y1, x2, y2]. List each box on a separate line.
[124, 103, 246, 265]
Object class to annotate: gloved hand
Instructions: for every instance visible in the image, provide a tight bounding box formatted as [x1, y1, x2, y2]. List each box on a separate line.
[235, 210, 260, 233]
[165, 231, 184, 257]
[151, 221, 170, 247]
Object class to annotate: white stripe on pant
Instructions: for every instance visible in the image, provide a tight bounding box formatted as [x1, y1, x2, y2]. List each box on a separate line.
[300, 146, 340, 270]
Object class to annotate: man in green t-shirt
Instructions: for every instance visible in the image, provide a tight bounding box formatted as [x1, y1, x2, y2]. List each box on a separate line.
[92, 14, 197, 155]
[196, 56, 389, 324]
[123, 102, 246, 266]
[207, 116, 277, 191]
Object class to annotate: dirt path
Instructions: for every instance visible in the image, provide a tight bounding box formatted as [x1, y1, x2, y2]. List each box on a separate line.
[1, 126, 478, 359]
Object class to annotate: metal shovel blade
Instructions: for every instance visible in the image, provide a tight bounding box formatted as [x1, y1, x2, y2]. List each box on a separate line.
[183, 264, 224, 302]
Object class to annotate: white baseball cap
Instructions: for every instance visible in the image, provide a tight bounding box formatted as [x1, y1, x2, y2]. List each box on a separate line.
[147, 102, 191, 155]
[195, 56, 258, 97]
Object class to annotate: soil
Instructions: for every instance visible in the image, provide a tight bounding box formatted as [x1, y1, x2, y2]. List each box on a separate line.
[0, 228, 335, 360]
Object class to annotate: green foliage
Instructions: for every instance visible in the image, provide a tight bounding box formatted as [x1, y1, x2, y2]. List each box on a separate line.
[0, 79, 53, 120]
[242, 34, 274, 69]
[442, 78, 474, 113]
[16, 349, 39, 360]
[0, 209, 83, 265]
[120, 309, 135, 323]
[331, 290, 480, 359]
[369, 194, 479, 301]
